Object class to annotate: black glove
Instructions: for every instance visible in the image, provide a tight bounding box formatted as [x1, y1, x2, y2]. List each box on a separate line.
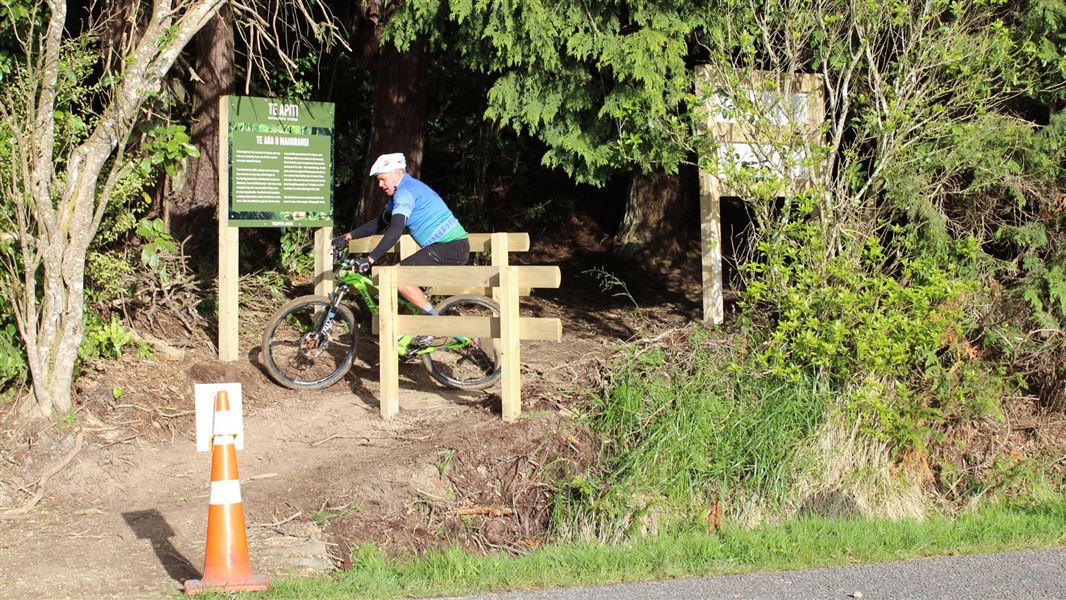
[331, 233, 350, 252]
[353, 256, 372, 274]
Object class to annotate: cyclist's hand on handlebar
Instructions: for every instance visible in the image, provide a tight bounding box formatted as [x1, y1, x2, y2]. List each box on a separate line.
[353, 256, 372, 274]
[331, 233, 351, 252]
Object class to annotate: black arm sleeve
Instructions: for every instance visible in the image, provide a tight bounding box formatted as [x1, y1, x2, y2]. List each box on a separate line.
[367, 214, 407, 262]
[348, 212, 390, 239]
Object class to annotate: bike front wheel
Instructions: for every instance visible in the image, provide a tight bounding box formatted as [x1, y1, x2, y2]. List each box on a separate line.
[261, 295, 358, 390]
[422, 295, 502, 390]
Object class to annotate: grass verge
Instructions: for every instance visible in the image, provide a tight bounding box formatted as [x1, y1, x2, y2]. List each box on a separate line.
[231, 498, 1065, 599]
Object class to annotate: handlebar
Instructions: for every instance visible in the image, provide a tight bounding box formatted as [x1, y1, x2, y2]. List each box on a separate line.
[332, 248, 372, 274]
[332, 247, 349, 269]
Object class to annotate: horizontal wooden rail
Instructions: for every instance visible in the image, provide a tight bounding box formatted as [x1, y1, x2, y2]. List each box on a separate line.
[348, 232, 530, 254]
[387, 265, 559, 288]
[372, 315, 562, 341]
[423, 285, 532, 296]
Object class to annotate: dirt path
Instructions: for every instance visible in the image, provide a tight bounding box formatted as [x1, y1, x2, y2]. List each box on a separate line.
[0, 336, 575, 596]
[1, 369, 459, 597]
[0, 315, 609, 600]
[0, 237, 697, 599]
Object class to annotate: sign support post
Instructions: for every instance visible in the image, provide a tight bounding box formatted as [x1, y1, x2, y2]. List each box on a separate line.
[314, 228, 333, 297]
[698, 173, 724, 325]
[218, 97, 240, 361]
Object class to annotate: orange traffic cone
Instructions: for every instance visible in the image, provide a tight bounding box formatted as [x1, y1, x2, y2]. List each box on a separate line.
[184, 391, 270, 595]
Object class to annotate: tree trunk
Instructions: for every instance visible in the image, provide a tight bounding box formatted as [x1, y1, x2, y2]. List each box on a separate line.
[101, 0, 137, 74]
[6, 0, 224, 417]
[358, 40, 427, 224]
[615, 170, 697, 265]
[172, 4, 234, 250]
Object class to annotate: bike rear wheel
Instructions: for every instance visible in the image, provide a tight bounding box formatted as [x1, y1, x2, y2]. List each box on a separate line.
[422, 295, 502, 390]
[261, 295, 358, 390]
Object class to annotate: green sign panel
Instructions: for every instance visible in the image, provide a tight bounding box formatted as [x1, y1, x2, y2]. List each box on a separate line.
[227, 96, 334, 227]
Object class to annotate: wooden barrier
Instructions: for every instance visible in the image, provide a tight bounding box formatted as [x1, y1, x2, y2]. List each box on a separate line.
[348, 232, 558, 420]
[372, 263, 562, 422]
[348, 232, 529, 295]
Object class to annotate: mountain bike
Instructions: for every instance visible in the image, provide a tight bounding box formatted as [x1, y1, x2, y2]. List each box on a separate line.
[261, 249, 501, 391]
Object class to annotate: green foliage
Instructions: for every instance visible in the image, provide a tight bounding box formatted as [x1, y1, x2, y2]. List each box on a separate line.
[941, 453, 1063, 501]
[1014, 0, 1066, 105]
[693, 0, 1063, 453]
[0, 0, 41, 81]
[135, 217, 177, 271]
[53, 408, 77, 432]
[135, 123, 200, 178]
[279, 228, 315, 276]
[85, 252, 135, 305]
[436, 449, 456, 479]
[86, 122, 195, 307]
[581, 267, 638, 308]
[0, 288, 26, 392]
[983, 455, 1063, 499]
[0, 321, 27, 392]
[1019, 255, 1066, 322]
[78, 313, 135, 361]
[268, 54, 319, 100]
[0, 37, 103, 182]
[86, 215, 177, 306]
[390, 0, 708, 184]
[740, 213, 1012, 451]
[552, 330, 833, 542]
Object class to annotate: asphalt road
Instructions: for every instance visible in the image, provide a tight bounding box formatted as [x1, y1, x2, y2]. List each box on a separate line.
[433, 548, 1065, 600]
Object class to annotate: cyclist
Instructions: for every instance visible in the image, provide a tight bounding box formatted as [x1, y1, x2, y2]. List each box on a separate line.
[332, 152, 470, 350]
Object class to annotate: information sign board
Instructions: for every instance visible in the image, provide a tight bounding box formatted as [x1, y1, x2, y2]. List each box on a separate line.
[227, 96, 334, 227]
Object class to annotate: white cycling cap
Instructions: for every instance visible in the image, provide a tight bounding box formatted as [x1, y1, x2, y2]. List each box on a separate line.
[369, 153, 406, 176]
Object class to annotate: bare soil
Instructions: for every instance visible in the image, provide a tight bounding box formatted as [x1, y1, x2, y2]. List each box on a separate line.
[0, 223, 703, 599]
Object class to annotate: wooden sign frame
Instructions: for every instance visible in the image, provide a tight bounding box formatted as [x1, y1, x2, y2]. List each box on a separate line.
[695, 67, 824, 325]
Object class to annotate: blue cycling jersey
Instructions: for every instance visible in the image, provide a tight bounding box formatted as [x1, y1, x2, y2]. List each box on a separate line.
[384, 175, 466, 246]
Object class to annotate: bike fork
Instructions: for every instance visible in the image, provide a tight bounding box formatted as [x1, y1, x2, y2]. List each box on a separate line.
[314, 288, 347, 333]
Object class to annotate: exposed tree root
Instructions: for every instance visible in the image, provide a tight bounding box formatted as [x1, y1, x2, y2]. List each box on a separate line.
[1, 431, 85, 519]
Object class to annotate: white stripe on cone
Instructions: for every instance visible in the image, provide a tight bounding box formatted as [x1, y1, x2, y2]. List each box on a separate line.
[212, 410, 239, 437]
[209, 479, 243, 505]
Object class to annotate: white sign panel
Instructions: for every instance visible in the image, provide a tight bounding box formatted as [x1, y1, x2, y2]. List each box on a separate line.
[716, 142, 811, 181]
[710, 90, 809, 126]
[194, 382, 245, 452]
[708, 88, 813, 181]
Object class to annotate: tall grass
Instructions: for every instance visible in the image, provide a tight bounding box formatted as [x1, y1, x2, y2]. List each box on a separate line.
[551, 329, 839, 541]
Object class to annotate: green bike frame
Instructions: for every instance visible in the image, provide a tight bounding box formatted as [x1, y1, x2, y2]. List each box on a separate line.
[333, 268, 472, 356]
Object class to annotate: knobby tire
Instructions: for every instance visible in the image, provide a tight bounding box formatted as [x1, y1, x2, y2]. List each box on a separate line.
[261, 295, 358, 390]
[422, 295, 502, 390]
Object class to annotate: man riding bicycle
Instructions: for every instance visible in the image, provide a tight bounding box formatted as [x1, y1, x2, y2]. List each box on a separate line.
[332, 153, 470, 350]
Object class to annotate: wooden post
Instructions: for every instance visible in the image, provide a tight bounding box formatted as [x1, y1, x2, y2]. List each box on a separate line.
[378, 266, 399, 419]
[499, 265, 521, 421]
[314, 227, 333, 297]
[698, 173, 724, 325]
[399, 235, 418, 261]
[490, 232, 508, 304]
[217, 96, 240, 361]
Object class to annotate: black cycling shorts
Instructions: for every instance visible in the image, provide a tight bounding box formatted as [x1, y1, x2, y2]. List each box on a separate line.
[400, 238, 470, 267]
